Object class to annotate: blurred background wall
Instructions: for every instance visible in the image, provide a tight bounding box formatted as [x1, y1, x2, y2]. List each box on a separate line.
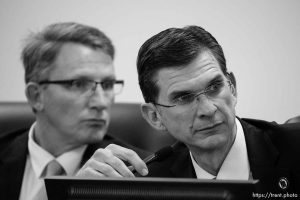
[0, 0, 299, 123]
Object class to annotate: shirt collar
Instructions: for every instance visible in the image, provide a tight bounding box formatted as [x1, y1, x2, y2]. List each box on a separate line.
[28, 122, 87, 178]
[56, 145, 87, 176]
[190, 118, 250, 180]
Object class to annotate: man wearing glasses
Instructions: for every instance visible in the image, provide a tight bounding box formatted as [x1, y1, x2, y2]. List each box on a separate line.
[135, 25, 300, 193]
[85, 25, 300, 193]
[0, 22, 147, 200]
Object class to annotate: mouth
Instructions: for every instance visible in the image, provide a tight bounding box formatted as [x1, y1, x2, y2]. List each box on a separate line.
[196, 121, 223, 132]
[83, 119, 107, 126]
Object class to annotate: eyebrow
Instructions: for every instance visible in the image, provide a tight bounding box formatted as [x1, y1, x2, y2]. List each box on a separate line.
[206, 74, 224, 86]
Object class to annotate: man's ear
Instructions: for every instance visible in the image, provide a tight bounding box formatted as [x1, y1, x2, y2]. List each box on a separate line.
[227, 72, 237, 97]
[25, 82, 44, 112]
[230, 83, 237, 98]
[141, 103, 167, 132]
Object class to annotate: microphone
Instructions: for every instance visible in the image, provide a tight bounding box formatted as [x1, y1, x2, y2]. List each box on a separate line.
[128, 142, 179, 173]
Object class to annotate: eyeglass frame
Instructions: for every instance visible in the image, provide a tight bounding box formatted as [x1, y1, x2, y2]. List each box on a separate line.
[152, 80, 233, 108]
[38, 79, 124, 95]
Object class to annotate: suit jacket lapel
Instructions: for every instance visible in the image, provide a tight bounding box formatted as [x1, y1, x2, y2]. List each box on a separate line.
[170, 144, 196, 178]
[0, 131, 28, 200]
[240, 119, 291, 192]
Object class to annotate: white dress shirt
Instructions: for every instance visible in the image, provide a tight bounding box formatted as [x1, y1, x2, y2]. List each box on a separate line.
[190, 118, 250, 180]
[19, 123, 87, 200]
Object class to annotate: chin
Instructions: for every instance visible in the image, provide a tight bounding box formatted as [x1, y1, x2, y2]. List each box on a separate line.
[82, 129, 107, 144]
[193, 134, 228, 150]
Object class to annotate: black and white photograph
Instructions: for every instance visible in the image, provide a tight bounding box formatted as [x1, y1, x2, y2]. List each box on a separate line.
[1, 0, 300, 199]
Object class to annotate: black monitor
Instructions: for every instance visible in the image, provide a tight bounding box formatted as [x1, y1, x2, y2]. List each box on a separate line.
[45, 176, 258, 200]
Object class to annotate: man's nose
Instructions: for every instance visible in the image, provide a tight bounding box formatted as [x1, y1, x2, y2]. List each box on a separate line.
[88, 84, 112, 110]
[194, 94, 217, 118]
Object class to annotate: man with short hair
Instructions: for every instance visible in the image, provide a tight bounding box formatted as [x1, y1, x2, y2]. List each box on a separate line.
[136, 25, 300, 193]
[87, 25, 300, 194]
[285, 115, 300, 124]
[0, 22, 147, 200]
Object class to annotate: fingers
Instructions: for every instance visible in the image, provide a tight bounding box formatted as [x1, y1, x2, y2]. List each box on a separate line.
[105, 144, 148, 176]
[77, 144, 148, 178]
[77, 158, 124, 178]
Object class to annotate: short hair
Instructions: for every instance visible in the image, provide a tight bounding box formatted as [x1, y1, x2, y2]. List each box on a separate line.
[22, 22, 114, 83]
[285, 115, 300, 124]
[137, 25, 227, 103]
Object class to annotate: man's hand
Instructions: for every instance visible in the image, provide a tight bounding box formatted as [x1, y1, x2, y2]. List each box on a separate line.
[76, 144, 148, 178]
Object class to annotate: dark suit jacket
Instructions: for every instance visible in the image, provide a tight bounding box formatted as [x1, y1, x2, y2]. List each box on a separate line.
[146, 118, 300, 193]
[0, 128, 149, 200]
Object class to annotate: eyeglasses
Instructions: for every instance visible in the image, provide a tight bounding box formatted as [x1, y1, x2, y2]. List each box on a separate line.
[153, 80, 232, 109]
[38, 79, 124, 95]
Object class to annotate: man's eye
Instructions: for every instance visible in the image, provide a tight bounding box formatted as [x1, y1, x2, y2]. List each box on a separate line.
[71, 80, 89, 89]
[207, 82, 224, 94]
[101, 81, 114, 90]
[175, 94, 195, 104]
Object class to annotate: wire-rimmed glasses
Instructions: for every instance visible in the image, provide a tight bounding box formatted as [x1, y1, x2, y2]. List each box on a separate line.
[153, 80, 232, 111]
